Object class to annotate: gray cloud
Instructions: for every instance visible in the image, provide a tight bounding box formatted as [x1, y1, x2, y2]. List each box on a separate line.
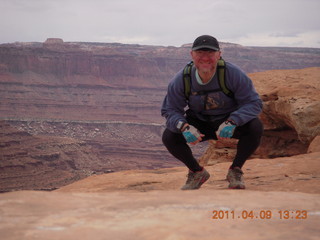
[0, 0, 319, 48]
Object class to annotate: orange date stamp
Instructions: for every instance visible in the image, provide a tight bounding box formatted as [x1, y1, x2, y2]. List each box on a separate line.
[212, 210, 308, 220]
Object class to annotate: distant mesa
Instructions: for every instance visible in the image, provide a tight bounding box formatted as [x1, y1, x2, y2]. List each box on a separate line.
[43, 38, 65, 49]
[44, 38, 64, 44]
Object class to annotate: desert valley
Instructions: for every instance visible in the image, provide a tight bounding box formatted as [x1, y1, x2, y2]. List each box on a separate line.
[0, 39, 319, 239]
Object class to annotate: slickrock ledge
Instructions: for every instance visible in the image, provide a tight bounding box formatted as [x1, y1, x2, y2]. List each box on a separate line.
[1, 151, 319, 240]
[200, 67, 320, 165]
[1, 190, 319, 240]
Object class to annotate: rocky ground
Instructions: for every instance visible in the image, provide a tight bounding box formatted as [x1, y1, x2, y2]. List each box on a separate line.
[0, 41, 319, 239]
[0, 121, 183, 192]
[0, 151, 319, 240]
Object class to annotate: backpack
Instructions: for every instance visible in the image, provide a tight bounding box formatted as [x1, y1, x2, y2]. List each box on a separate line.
[182, 58, 234, 99]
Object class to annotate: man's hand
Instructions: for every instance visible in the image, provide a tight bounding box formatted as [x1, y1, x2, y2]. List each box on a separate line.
[182, 125, 204, 145]
[216, 121, 236, 139]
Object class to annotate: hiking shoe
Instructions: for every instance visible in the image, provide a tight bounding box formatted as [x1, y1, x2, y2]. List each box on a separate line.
[181, 168, 210, 190]
[226, 167, 245, 189]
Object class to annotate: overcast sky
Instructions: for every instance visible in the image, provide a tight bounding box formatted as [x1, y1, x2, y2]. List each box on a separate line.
[1, 0, 319, 48]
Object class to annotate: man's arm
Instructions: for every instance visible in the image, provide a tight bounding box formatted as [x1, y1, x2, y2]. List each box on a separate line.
[161, 70, 189, 133]
[226, 64, 263, 126]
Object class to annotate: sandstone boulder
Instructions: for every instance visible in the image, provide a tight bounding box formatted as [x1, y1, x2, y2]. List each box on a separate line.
[253, 67, 320, 143]
[308, 135, 320, 153]
[201, 67, 320, 166]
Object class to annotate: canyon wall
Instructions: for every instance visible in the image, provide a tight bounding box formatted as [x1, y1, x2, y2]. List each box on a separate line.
[0, 39, 319, 191]
[1, 39, 319, 123]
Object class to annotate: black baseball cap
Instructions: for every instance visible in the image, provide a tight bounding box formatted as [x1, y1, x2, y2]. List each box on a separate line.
[192, 35, 220, 51]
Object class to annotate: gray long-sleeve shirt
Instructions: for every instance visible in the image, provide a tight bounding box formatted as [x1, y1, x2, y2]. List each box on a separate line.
[161, 61, 263, 133]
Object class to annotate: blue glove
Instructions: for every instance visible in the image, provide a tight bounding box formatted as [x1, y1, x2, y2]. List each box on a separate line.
[216, 121, 236, 138]
[182, 125, 201, 143]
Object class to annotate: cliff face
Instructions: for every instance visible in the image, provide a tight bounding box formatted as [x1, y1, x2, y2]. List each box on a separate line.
[1, 40, 319, 123]
[1, 41, 319, 80]
[0, 41, 184, 85]
[0, 121, 96, 192]
[0, 41, 186, 123]
[1, 40, 320, 192]
[0, 120, 181, 192]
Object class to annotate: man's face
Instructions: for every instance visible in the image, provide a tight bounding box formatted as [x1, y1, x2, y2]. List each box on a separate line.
[191, 50, 221, 74]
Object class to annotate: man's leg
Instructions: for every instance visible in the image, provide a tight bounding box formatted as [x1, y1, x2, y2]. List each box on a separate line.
[227, 118, 264, 189]
[231, 118, 264, 169]
[162, 128, 203, 172]
[162, 128, 210, 190]
[161, 113, 224, 170]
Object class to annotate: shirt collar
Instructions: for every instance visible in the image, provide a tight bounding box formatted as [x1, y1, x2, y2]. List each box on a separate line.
[195, 69, 213, 85]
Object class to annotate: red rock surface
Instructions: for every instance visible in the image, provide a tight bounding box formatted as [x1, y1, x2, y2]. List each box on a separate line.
[252, 67, 320, 143]
[201, 67, 320, 166]
[58, 151, 320, 194]
[308, 135, 320, 153]
[0, 152, 319, 240]
[0, 41, 320, 239]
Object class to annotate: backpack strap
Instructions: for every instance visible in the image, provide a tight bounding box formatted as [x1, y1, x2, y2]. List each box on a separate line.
[183, 61, 193, 99]
[182, 58, 234, 99]
[217, 58, 234, 98]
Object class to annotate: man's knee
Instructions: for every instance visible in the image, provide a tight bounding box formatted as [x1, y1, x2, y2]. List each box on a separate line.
[162, 128, 183, 147]
[162, 128, 171, 146]
[233, 118, 263, 139]
[250, 118, 264, 137]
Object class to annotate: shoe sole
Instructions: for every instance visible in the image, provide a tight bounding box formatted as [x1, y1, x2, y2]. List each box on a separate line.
[227, 175, 245, 189]
[181, 174, 210, 190]
[228, 185, 245, 189]
[198, 175, 210, 188]
[227, 181, 245, 189]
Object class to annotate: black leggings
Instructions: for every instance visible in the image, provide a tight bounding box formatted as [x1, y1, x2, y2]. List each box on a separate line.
[162, 117, 263, 172]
